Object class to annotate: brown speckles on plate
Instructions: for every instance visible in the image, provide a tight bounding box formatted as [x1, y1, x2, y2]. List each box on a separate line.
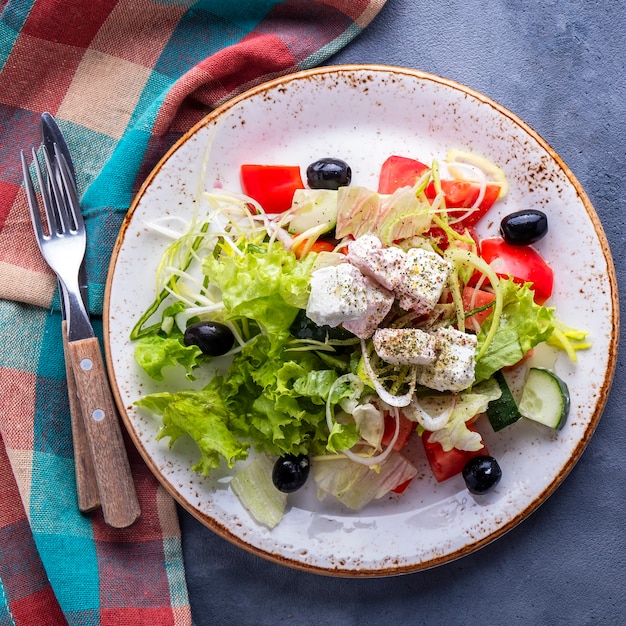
[102, 64, 618, 578]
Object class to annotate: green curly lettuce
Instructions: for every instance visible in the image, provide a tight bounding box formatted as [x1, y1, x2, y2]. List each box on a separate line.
[474, 278, 555, 382]
[134, 242, 359, 472]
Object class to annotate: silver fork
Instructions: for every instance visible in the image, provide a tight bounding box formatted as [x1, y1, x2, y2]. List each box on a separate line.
[22, 147, 92, 340]
[41, 141, 100, 514]
[21, 146, 140, 528]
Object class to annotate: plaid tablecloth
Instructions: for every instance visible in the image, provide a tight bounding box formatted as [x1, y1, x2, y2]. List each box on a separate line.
[0, 1, 387, 624]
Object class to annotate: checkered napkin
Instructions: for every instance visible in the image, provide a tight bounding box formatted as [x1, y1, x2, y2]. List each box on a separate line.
[0, 1, 387, 624]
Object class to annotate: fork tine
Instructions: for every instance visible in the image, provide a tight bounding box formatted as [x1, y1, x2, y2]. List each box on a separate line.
[42, 144, 73, 235]
[31, 146, 63, 237]
[20, 150, 45, 241]
[55, 147, 84, 233]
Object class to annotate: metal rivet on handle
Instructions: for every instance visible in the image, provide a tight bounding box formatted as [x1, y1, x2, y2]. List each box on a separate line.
[80, 358, 93, 371]
[92, 409, 105, 421]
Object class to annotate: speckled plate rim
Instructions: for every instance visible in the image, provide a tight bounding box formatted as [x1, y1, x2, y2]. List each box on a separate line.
[103, 64, 619, 577]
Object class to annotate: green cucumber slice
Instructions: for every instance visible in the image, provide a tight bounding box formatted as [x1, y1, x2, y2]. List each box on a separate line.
[518, 367, 570, 430]
[486, 370, 522, 432]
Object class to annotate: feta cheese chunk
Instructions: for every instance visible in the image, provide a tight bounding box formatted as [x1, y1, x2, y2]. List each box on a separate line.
[306, 264, 368, 328]
[346, 234, 451, 316]
[416, 327, 477, 392]
[347, 234, 406, 292]
[343, 278, 394, 339]
[372, 328, 437, 365]
[396, 248, 452, 313]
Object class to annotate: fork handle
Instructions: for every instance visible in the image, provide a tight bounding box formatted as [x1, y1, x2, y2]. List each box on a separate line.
[62, 321, 101, 513]
[67, 336, 141, 528]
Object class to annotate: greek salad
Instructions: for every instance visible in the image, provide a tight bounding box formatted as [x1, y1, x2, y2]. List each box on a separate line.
[131, 149, 589, 529]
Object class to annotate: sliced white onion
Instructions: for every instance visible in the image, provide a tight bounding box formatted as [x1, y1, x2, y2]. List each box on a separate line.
[443, 161, 488, 223]
[446, 148, 509, 198]
[325, 376, 400, 467]
[359, 339, 417, 408]
[340, 406, 399, 466]
[465, 272, 493, 334]
[405, 395, 456, 431]
[144, 216, 189, 239]
[325, 374, 364, 436]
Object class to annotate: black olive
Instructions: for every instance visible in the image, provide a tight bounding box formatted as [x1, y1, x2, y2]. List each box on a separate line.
[289, 309, 354, 342]
[183, 321, 235, 356]
[462, 455, 502, 495]
[272, 454, 310, 493]
[306, 158, 351, 190]
[500, 210, 548, 246]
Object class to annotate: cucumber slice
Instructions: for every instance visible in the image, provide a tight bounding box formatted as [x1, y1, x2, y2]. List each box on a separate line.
[287, 189, 337, 234]
[518, 367, 570, 430]
[486, 370, 522, 432]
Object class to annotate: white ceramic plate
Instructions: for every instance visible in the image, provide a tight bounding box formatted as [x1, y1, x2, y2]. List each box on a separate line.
[104, 65, 618, 576]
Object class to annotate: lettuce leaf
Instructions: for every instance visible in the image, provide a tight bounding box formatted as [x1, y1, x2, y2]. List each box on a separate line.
[133, 332, 203, 381]
[425, 378, 501, 451]
[474, 279, 555, 382]
[312, 450, 417, 510]
[230, 455, 287, 529]
[133, 301, 204, 380]
[202, 242, 315, 336]
[136, 386, 249, 474]
[351, 403, 384, 449]
[134, 241, 362, 471]
[136, 334, 360, 471]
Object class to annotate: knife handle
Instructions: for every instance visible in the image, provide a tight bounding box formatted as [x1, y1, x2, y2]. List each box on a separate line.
[62, 321, 101, 513]
[67, 336, 140, 528]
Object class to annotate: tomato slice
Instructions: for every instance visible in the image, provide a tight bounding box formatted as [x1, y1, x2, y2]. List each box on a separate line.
[425, 180, 501, 225]
[378, 155, 430, 194]
[378, 155, 501, 227]
[240, 164, 304, 213]
[446, 181, 501, 226]
[380, 411, 417, 494]
[424, 222, 478, 252]
[422, 425, 488, 483]
[391, 477, 413, 494]
[479, 237, 554, 304]
[381, 411, 415, 451]
[462, 286, 496, 328]
[292, 238, 336, 259]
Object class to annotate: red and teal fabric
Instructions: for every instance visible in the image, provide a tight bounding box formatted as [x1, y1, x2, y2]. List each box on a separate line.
[0, 1, 387, 624]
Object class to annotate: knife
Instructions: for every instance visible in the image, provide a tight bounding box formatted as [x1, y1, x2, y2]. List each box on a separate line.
[42, 113, 101, 513]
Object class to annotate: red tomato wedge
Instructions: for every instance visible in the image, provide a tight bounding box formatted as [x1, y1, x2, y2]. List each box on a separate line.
[240, 164, 304, 213]
[377, 155, 501, 227]
[292, 238, 336, 259]
[378, 155, 429, 194]
[379, 411, 417, 494]
[462, 286, 496, 328]
[479, 237, 554, 304]
[430, 180, 502, 226]
[381, 411, 415, 451]
[422, 425, 488, 483]
[391, 478, 413, 494]
[424, 223, 478, 252]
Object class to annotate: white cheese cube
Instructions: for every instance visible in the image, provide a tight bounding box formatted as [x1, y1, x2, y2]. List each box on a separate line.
[305, 264, 368, 328]
[342, 278, 394, 339]
[396, 248, 452, 313]
[347, 234, 406, 292]
[416, 327, 477, 392]
[372, 328, 437, 365]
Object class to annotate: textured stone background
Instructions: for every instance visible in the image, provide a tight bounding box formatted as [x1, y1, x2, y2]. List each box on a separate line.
[181, 2, 626, 623]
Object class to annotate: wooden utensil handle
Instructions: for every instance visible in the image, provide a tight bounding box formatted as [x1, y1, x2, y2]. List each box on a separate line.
[62, 321, 100, 512]
[67, 336, 140, 528]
